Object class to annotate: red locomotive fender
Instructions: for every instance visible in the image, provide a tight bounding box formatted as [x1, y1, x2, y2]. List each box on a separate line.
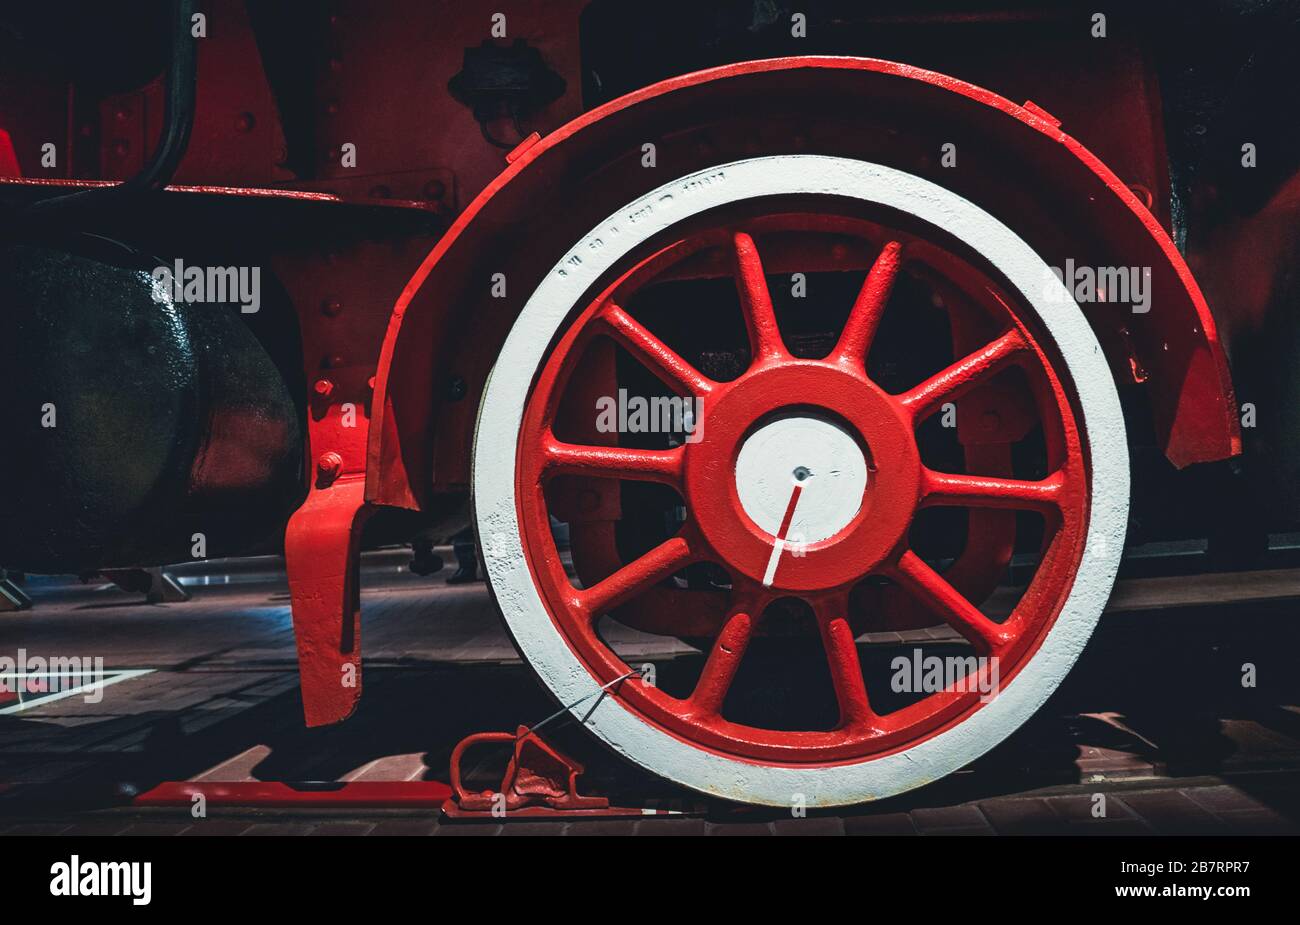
[368, 55, 1239, 520]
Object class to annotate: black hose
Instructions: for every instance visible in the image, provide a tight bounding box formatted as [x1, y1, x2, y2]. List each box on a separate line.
[23, 0, 198, 219]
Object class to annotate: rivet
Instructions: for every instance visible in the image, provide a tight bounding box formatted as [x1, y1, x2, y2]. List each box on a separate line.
[317, 451, 344, 482]
[1127, 183, 1154, 210]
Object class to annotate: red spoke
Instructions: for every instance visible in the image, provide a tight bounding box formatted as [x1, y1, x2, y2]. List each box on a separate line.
[731, 231, 786, 362]
[921, 469, 1065, 513]
[542, 435, 684, 486]
[577, 535, 696, 617]
[688, 601, 761, 716]
[832, 240, 904, 366]
[596, 301, 714, 397]
[891, 551, 1010, 654]
[897, 328, 1028, 422]
[814, 593, 876, 730]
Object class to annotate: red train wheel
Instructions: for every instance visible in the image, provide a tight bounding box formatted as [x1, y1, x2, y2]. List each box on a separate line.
[474, 155, 1128, 806]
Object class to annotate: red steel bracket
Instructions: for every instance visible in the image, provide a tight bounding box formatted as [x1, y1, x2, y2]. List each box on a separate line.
[285, 478, 373, 726]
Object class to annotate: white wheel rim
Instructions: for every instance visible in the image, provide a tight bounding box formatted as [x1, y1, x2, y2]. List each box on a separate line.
[474, 155, 1128, 807]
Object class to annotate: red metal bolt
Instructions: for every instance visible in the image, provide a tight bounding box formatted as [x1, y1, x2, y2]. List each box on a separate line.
[1127, 183, 1154, 210]
[235, 112, 256, 133]
[317, 451, 344, 482]
[321, 298, 343, 317]
[313, 378, 335, 398]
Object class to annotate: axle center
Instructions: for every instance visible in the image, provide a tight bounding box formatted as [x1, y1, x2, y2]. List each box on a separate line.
[734, 413, 868, 546]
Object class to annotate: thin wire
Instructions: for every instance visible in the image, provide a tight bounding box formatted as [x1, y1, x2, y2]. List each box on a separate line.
[519, 668, 639, 740]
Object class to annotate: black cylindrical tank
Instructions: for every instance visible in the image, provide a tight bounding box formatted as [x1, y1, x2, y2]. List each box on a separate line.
[0, 237, 304, 572]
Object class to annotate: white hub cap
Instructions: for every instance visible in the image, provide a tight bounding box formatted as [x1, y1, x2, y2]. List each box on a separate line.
[734, 414, 868, 544]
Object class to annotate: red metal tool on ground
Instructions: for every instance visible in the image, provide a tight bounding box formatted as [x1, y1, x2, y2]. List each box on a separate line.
[446, 728, 610, 817]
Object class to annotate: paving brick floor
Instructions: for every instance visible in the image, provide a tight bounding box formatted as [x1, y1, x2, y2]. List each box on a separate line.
[2, 554, 1300, 834]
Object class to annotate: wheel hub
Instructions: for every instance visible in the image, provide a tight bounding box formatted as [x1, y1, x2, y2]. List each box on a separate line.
[684, 361, 921, 592]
